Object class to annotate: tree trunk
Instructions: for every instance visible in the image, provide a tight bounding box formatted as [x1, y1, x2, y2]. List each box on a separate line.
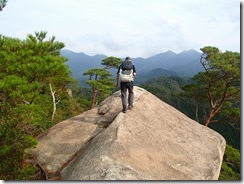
[205, 109, 216, 127]
[49, 83, 56, 121]
[194, 101, 199, 123]
[91, 87, 98, 109]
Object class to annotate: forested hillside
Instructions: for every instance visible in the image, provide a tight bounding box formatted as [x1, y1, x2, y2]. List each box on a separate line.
[134, 68, 179, 84]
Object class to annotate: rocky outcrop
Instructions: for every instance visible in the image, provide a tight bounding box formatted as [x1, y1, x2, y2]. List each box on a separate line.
[28, 86, 226, 180]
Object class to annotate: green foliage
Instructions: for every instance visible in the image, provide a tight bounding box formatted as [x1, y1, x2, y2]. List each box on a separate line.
[0, 116, 38, 180]
[101, 56, 122, 69]
[209, 122, 240, 150]
[16, 165, 39, 180]
[73, 87, 92, 111]
[0, 32, 81, 179]
[0, 0, 7, 11]
[220, 163, 240, 180]
[219, 145, 240, 180]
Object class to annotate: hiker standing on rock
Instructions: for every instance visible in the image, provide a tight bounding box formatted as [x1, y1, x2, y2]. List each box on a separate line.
[116, 56, 136, 113]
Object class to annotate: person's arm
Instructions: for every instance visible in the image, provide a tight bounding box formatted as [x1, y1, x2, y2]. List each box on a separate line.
[133, 65, 136, 76]
[116, 66, 120, 87]
[116, 74, 119, 87]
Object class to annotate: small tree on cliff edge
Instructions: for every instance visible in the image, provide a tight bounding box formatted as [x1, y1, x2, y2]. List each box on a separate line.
[183, 46, 240, 128]
[83, 56, 121, 109]
[0, 0, 7, 11]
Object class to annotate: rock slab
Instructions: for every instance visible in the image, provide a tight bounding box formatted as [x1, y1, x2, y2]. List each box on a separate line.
[29, 86, 226, 180]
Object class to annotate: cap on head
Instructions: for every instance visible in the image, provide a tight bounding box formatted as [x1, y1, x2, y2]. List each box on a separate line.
[125, 56, 131, 61]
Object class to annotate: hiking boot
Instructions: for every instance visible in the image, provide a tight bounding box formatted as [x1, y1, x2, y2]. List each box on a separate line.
[128, 105, 134, 110]
[122, 110, 127, 113]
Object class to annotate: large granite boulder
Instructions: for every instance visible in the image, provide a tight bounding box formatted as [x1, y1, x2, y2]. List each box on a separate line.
[28, 86, 226, 180]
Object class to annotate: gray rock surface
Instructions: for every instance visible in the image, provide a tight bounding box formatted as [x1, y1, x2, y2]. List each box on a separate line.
[28, 86, 226, 180]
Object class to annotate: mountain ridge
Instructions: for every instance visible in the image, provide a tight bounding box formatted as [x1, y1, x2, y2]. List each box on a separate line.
[61, 49, 204, 82]
[62, 49, 200, 59]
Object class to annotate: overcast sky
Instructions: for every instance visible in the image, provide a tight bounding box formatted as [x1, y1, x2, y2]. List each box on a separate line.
[0, 0, 240, 58]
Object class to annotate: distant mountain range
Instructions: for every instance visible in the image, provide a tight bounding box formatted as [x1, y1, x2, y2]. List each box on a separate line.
[61, 49, 204, 84]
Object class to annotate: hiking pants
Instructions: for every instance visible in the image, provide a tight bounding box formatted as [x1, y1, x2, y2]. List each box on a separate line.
[120, 81, 134, 111]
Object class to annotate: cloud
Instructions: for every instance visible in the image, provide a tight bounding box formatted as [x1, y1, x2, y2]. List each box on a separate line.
[0, 0, 240, 57]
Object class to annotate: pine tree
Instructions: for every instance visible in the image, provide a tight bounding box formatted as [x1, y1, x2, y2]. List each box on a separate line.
[183, 46, 240, 128]
[0, 32, 76, 179]
[83, 56, 122, 109]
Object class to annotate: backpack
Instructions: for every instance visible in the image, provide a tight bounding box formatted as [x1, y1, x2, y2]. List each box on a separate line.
[120, 69, 134, 82]
[121, 60, 133, 70]
[119, 60, 134, 82]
